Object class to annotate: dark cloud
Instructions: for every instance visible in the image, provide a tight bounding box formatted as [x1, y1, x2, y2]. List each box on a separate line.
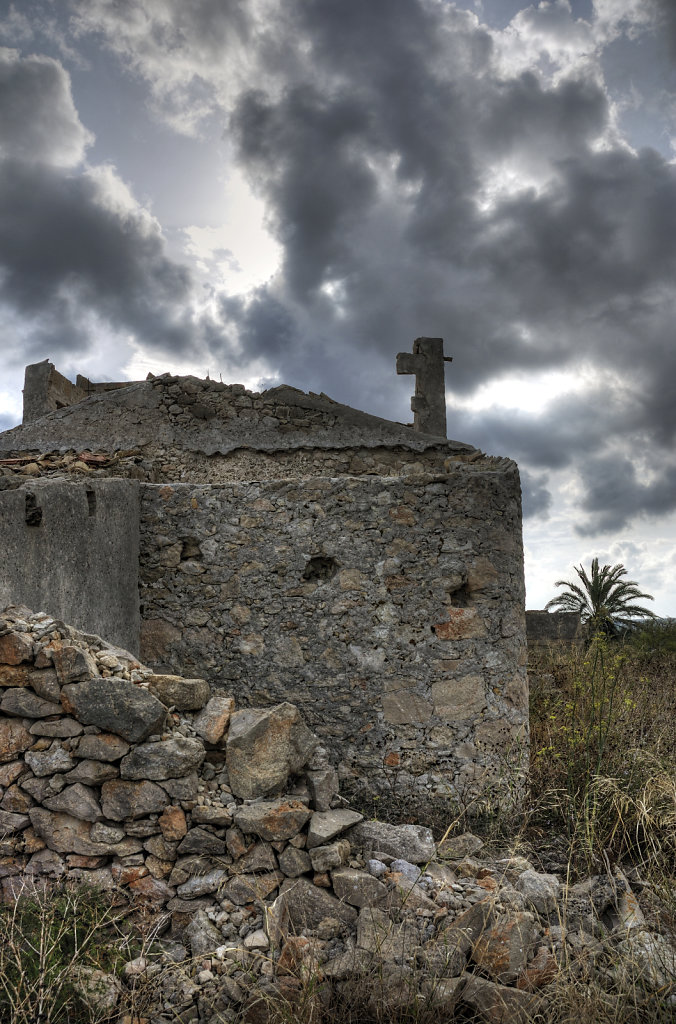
[0, 159, 198, 362]
[0, 48, 91, 165]
[520, 469, 552, 520]
[3, 0, 676, 542]
[576, 456, 676, 535]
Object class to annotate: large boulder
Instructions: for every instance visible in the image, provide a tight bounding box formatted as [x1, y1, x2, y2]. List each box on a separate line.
[226, 702, 318, 799]
[61, 679, 166, 742]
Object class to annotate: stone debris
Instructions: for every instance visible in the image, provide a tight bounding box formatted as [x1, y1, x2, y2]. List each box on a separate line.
[0, 605, 674, 1024]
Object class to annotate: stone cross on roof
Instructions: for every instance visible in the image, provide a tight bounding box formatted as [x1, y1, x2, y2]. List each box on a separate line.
[396, 337, 451, 437]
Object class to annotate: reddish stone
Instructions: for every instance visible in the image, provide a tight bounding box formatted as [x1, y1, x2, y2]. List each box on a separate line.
[0, 632, 33, 665]
[22, 828, 46, 854]
[433, 608, 486, 640]
[472, 913, 537, 984]
[0, 665, 30, 687]
[66, 854, 108, 869]
[0, 720, 33, 763]
[384, 751, 400, 767]
[112, 863, 148, 885]
[517, 946, 559, 991]
[128, 875, 174, 903]
[158, 805, 187, 841]
[313, 872, 331, 888]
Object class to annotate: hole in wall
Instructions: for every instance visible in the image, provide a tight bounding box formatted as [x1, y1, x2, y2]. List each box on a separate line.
[25, 493, 42, 527]
[303, 555, 339, 581]
[449, 581, 470, 607]
[181, 538, 202, 560]
[86, 489, 96, 517]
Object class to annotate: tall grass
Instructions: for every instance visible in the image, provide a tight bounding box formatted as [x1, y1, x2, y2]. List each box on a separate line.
[528, 627, 676, 873]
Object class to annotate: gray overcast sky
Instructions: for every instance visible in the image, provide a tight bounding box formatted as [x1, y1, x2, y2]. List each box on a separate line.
[1, 0, 676, 613]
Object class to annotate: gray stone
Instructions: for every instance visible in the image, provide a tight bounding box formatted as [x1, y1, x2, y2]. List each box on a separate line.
[238, 841, 278, 873]
[147, 674, 211, 711]
[43, 783, 102, 822]
[226, 702, 318, 799]
[357, 907, 420, 961]
[190, 805, 232, 827]
[29, 808, 142, 856]
[515, 869, 560, 916]
[306, 809, 363, 849]
[278, 846, 312, 878]
[75, 733, 130, 761]
[331, 867, 387, 908]
[29, 717, 82, 738]
[25, 744, 74, 777]
[390, 858, 421, 882]
[71, 967, 122, 1015]
[460, 973, 538, 1024]
[0, 809, 30, 833]
[100, 779, 169, 820]
[28, 668, 61, 703]
[278, 877, 358, 930]
[61, 679, 166, 743]
[158, 773, 199, 801]
[0, 688, 60, 718]
[65, 759, 119, 785]
[192, 695, 235, 744]
[90, 822, 125, 844]
[176, 828, 226, 856]
[437, 832, 485, 860]
[615, 930, 676, 991]
[221, 872, 284, 906]
[348, 820, 435, 864]
[120, 736, 205, 780]
[309, 841, 349, 873]
[176, 869, 227, 898]
[234, 799, 311, 841]
[185, 910, 224, 957]
[26, 848, 66, 878]
[306, 767, 339, 811]
[51, 645, 99, 684]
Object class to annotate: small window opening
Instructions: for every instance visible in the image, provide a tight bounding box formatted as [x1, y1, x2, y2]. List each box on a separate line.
[303, 555, 338, 581]
[86, 489, 96, 517]
[25, 493, 42, 527]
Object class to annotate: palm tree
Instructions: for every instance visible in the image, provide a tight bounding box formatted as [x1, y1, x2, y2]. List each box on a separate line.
[545, 558, 657, 635]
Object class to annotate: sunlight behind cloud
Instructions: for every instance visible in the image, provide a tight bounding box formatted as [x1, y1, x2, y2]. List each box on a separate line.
[455, 368, 588, 414]
[183, 171, 282, 293]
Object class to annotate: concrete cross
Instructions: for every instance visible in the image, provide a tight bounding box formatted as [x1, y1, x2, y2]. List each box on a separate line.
[396, 337, 451, 437]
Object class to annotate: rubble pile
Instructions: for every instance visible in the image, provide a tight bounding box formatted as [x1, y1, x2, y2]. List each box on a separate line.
[0, 607, 674, 1023]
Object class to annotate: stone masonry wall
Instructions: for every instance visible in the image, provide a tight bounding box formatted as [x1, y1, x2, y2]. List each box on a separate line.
[0, 479, 140, 653]
[138, 464, 528, 806]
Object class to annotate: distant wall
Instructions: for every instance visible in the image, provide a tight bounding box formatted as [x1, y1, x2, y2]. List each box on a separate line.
[138, 465, 528, 806]
[526, 610, 582, 647]
[0, 479, 140, 652]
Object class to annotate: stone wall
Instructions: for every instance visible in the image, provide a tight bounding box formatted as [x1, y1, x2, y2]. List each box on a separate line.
[526, 611, 582, 649]
[138, 464, 528, 806]
[22, 360, 89, 424]
[0, 480, 140, 653]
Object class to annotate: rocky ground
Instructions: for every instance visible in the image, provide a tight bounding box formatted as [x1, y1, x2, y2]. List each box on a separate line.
[0, 606, 674, 1023]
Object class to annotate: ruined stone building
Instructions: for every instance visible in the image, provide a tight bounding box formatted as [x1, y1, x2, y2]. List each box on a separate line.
[0, 340, 527, 807]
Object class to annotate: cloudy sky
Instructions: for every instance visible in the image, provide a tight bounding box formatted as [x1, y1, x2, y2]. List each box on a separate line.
[1, 0, 676, 614]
